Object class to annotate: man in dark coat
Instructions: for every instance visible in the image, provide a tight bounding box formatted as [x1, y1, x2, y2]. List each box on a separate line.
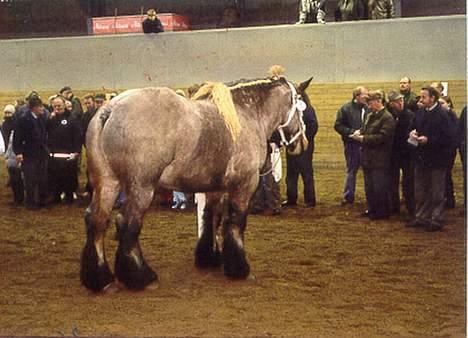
[142, 9, 164, 33]
[407, 86, 452, 231]
[47, 96, 82, 203]
[387, 90, 415, 216]
[351, 90, 396, 219]
[13, 96, 49, 209]
[283, 95, 319, 208]
[334, 86, 369, 205]
[399, 77, 419, 113]
[459, 106, 467, 209]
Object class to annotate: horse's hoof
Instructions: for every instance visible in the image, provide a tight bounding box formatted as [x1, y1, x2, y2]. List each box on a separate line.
[146, 281, 160, 291]
[222, 236, 250, 279]
[80, 242, 115, 292]
[102, 282, 121, 294]
[195, 248, 222, 269]
[115, 249, 158, 290]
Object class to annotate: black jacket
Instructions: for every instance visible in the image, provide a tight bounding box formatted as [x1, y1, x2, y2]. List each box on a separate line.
[47, 110, 82, 154]
[142, 18, 164, 33]
[388, 107, 414, 163]
[412, 103, 451, 169]
[13, 111, 48, 159]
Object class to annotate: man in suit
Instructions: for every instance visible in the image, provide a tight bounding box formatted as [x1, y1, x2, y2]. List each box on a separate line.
[13, 96, 49, 209]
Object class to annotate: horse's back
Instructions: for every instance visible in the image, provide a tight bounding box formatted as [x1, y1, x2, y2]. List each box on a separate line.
[93, 87, 236, 191]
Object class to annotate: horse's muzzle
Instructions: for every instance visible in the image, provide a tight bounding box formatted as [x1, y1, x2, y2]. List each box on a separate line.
[286, 135, 309, 156]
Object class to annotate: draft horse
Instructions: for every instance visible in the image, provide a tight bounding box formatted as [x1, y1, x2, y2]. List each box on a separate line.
[80, 75, 313, 291]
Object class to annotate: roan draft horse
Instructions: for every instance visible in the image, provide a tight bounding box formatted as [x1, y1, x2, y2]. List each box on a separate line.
[80, 74, 313, 292]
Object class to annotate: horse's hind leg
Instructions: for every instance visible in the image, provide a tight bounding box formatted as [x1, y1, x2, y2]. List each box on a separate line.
[195, 192, 223, 268]
[80, 179, 120, 292]
[114, 186, 157, 290]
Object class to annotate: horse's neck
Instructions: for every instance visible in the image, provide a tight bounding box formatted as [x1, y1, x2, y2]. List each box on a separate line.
[237, 87, 289, 139]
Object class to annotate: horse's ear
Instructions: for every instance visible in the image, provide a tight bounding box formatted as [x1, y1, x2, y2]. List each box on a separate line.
[298, 77, 314, 93]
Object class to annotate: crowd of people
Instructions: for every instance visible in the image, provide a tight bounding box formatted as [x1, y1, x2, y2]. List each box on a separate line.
[0, 78, 465, 232]
[334, 78, 466, 231]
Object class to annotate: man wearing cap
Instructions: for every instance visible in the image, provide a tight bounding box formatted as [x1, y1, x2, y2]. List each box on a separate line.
[399, 77, 419, 112]
[142, 9, 164, 33]
[13, 96, 49, 209]
[94, 93, 106, 110]
[60, 86, 83, 121]
[334, 86, 369, 205]
[350, 90, 396, 219]
[387, 90, 415, 216]
[407, 86, 451, 231]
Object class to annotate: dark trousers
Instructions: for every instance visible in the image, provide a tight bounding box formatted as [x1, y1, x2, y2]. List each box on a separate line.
[251, 155, 281, 212]
[389, 158, 415, 215]
[7, 166, 24, 204]
[286, 147, 316, 205]
[444, 148, 457, 208]
[48, 157, 78, 202]
[460, 143, 466, 207]
[414, 165, 446, 225]
[363, 167, 390, 217]
[22, 157, 48, 207]
[343, 141, 361, 202]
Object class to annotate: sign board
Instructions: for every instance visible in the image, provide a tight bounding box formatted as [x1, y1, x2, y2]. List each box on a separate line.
[89, 13, 190, 35]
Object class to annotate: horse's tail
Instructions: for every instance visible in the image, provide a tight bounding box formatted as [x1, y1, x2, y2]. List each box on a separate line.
[86, 105, 117, 192]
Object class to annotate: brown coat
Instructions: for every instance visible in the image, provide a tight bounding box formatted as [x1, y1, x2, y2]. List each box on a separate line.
[361, 107, 396, 169]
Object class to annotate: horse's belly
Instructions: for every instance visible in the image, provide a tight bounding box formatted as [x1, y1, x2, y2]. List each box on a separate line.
[158, 160, 228, 193]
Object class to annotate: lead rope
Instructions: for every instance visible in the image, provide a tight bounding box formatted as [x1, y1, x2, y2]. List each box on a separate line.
[259, 147, 282, 177]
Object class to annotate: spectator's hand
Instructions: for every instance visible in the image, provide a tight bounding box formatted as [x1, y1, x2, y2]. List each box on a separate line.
[16, 154, 23, 164]
[409, 129, 418, 141]
[68, 152, 79, 160]
[417, 135, 428, 145]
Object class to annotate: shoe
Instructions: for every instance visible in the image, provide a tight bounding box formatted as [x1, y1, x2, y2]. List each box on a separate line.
[341, 199, 353, 206]
[281, 200, 297, 207]
[425, 222, 443, 232]
[180, 203, 187, 210]
[360, 210, 371, 217]
[250, 208, 264, 215]
[304, 201, 316, 208]
[369, 214, 389, 220]
[405, 219, 426, 228]
[171, 203, 179, 210]
[272, 208, 281, 215]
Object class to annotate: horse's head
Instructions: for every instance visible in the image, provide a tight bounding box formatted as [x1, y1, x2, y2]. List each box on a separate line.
[277, 77, 313, 156]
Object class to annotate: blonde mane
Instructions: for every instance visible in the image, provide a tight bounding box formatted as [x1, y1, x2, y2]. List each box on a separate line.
[192, 82, 241, 141]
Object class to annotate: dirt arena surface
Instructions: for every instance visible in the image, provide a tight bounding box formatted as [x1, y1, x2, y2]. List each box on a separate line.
[0, 165, 465, 337]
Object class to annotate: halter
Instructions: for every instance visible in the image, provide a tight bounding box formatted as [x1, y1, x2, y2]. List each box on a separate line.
[277, 81, 307, 147]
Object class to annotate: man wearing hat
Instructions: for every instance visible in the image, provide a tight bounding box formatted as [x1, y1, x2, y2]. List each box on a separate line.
[60, 86, 83, 121]
[94, 93, 106, 110]
[387, 90, 415, 216]
[350, 90, 396, 220]
[142, 9, 164, 33]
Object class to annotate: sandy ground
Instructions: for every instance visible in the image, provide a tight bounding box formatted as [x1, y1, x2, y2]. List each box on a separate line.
[0, 165, 465, 337]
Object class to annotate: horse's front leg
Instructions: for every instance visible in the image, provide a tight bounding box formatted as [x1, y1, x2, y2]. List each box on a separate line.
[114, 187, 157, 290]
[195, 192, 223, 268]
[80, 182, 119, 292]
[223, 186, 256, 279]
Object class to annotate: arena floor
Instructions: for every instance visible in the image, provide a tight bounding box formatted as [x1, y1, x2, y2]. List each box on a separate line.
[0, 162, 465, 337]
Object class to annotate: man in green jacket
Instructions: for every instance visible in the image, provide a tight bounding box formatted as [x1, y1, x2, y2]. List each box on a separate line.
[350, 90, 396, 219]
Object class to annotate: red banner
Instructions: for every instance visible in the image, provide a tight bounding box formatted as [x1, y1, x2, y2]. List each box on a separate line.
[89, 13, 190, 35]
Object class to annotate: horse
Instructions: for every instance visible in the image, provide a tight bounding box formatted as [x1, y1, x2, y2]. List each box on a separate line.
[80, 75, 313, 292]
